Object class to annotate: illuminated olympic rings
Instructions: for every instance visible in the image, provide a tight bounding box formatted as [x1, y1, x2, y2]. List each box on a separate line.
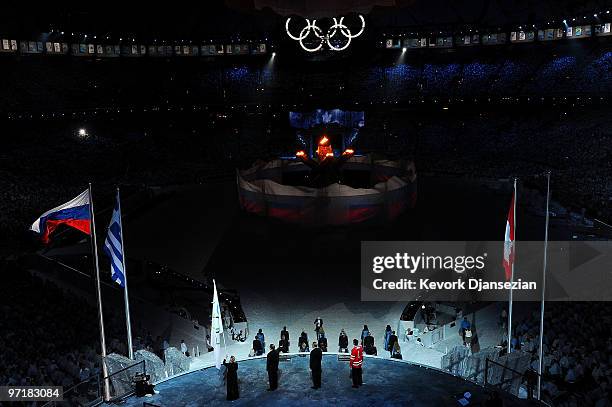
[285, 15, 365, 52]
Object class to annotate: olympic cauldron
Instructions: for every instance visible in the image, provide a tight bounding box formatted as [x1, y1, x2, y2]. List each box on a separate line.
[237, 151, 416, 226]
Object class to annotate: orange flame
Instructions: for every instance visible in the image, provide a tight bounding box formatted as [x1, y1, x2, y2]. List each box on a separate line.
[296, 150, 306, 157]
[325, 152, 334, 158]
[319, 135, 329, 145]
[343, 148, 354, 156]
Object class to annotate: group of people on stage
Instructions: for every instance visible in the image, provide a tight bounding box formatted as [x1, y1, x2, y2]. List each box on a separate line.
[222, 337, 365, 400]
[220, 320, 408, 400]
[248, 320, 402, 359]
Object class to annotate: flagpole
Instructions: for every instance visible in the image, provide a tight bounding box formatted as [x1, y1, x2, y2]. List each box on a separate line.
[89, 183, 111, 401]
[116, 188, 134, 360]
[211, 279, 223, 369]
[222, 328, 228, 356]
[507, 178, 517, 353]
[537, 171, 551, 400]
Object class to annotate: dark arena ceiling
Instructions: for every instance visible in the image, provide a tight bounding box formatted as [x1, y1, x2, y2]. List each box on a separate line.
[2, 0, 611, 38]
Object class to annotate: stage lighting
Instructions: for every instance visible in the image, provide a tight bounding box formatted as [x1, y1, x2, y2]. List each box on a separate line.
[272, 52, 276, 57]
[78, 128, 88, 138]
[402, 47, 407, 52]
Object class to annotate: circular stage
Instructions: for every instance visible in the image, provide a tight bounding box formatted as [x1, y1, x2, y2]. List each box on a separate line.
[237, 156, 417, 226]
[110, 354, 530, 406]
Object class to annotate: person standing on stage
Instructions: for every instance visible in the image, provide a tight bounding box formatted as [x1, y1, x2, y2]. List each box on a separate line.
[299, 330, 309, 352]
[460, 317, 471, 346]
[318, 330, 328, 352]
[384, 325, 392, 351]
[391, 341, 402, 360]
[281, 326, 290, 343]
[180, 339, 188, 356]
[253, 338, 264, 356]
[279, 334, 289, 353]
[387, 330, 398, 357]
[310, 341, 323, 389]
[266, 344, 281, 391]
[222, 356, 239, 401]
[360, 325, 370, 344]
[314, 317, 323, 340]
[349, 339, 363, 388]
[256, 328, 266, 349]
[338, 329, 349, 353]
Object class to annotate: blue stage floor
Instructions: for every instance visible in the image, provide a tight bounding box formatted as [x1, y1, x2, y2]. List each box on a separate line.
[109, 355, 530, 406]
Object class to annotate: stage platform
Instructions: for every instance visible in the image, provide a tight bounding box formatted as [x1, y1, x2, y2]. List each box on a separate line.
[108, 355, 531, 407]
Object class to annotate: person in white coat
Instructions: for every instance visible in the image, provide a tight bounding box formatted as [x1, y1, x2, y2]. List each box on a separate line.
[180, 339, 188, 356]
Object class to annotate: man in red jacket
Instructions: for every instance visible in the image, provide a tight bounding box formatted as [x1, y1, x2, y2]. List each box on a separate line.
[349, 339, 363, 388]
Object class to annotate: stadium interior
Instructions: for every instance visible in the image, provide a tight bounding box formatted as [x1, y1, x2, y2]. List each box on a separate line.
[1, 1, 611, 406]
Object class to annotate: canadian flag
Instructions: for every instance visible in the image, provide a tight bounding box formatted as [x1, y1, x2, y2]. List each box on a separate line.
[503, 191, 515, 281]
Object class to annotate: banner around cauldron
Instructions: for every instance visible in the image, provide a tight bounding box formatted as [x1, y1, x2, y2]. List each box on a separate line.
[237, 155, 417, 225]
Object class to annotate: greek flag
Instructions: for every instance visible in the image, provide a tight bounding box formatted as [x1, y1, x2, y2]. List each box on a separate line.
[103, 190, 126, 287]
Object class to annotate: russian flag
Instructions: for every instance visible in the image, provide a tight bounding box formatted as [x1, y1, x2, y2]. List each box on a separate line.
[348, 203, 379, 223]
[30, 189, 91, 244]
[503, 191, 515, 281]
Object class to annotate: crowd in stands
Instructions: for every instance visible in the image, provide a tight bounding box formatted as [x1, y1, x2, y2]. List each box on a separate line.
[0, 43, 609, 249]
[511, 303, 612, 406]
[1, 43, 612, 112]
[0, 258, 129, 392]
[408, 107, 612, 224]
[0, 113, 260, 253]
[0, 257, 206, 396]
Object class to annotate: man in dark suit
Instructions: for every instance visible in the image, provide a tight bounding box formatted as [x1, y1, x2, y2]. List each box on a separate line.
[309, 341, 323, 389]
[338, 329, 349, 353]
[363, 333, 376, 355]
[281, 326, 290, 343]
[253, 338, 264, 356]
[318, 334, 328, 352]
[266, 344, 281, 391]
[388, 331, 398, 357]
[279, 335, 289, 353]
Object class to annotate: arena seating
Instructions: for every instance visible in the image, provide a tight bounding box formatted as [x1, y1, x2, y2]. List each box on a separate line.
[513, 302, 612, 406]
[1, 44, 612, 113]
[2, 102, 610, 254]
[0, 260, 122, 389]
